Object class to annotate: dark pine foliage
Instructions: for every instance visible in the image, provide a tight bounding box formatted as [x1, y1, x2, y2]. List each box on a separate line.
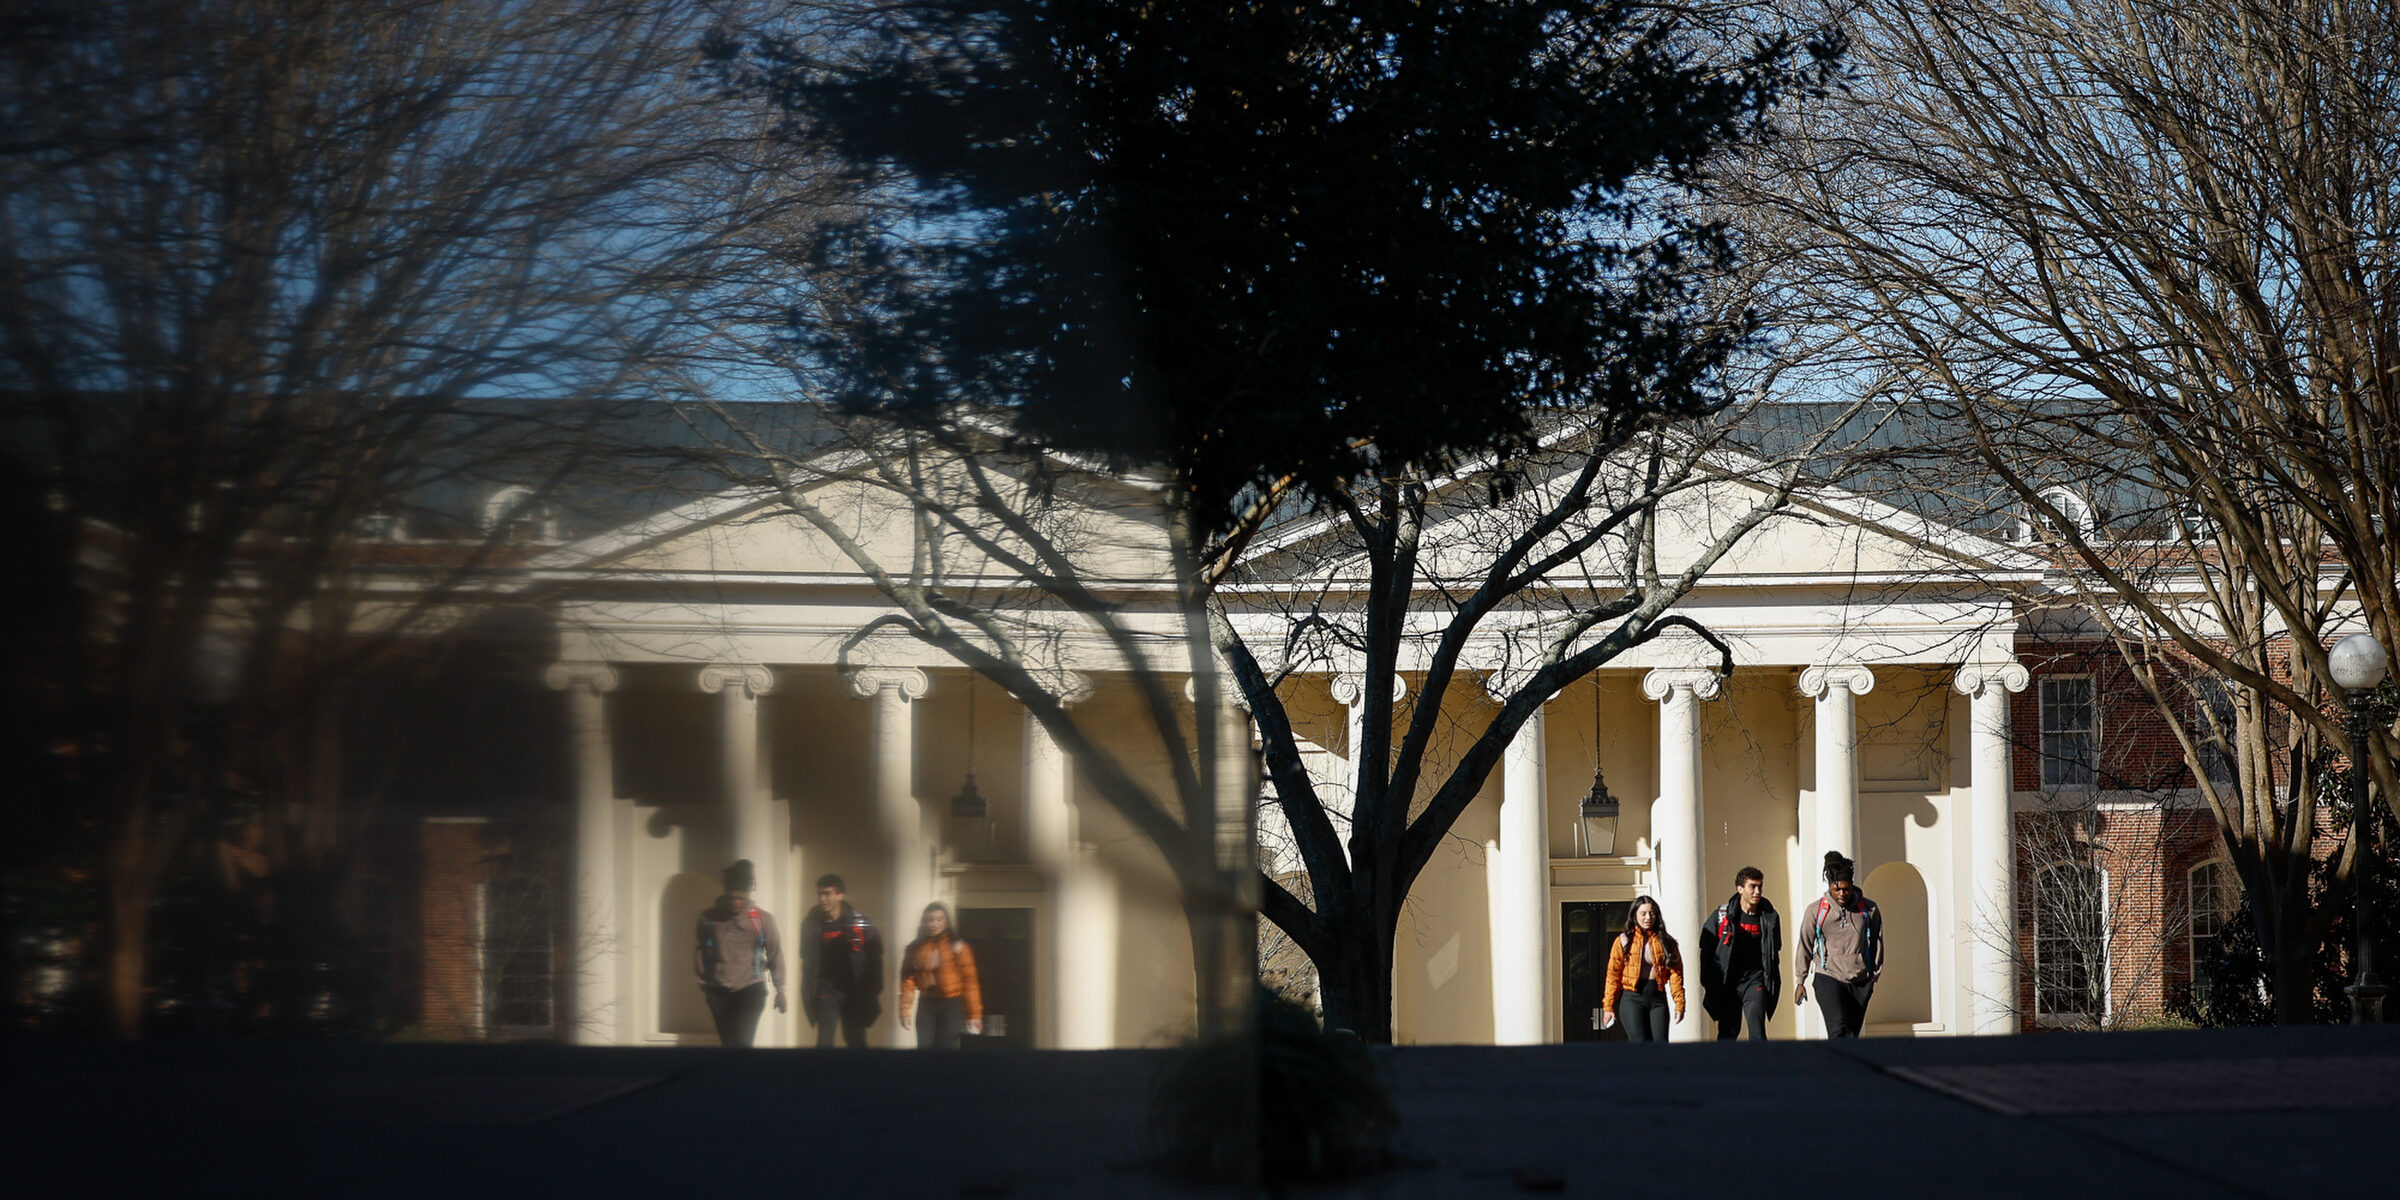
[715, 1, 1844, 537]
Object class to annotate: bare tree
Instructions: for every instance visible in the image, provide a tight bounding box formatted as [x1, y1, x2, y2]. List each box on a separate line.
[1741, 0, 2400, 1021]
[0, 0, 814, 1035]
[697, 380, 1891, 1040]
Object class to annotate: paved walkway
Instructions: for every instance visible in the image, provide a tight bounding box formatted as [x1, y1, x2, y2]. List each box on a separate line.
[7, 1026, 2396, 1197]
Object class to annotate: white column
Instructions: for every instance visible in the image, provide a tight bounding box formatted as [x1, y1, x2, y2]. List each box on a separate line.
[849, 666, 931, 1047]
[1955, 659, 2029, 1035]
[546, 661, 620, 1046]
[1485, 690, 1551, 1045]
[1026, 674, 1115, 1048]
[1799, 665, 1875, 872]
[1330, 673, 1409, 866]
[1643, 667, 1720, 1043]
[700, 663, 778, 1045]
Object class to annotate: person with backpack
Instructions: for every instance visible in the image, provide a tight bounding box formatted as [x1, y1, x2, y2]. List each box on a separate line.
[1701, 865, 1782, 1040]
[1794, 850, 1882, 1038]
[897, 901, 984, 1049]
[694, 859, 785, 1048]
[1599, 895, 1686, 1042]
[800, 873, 884, 1048]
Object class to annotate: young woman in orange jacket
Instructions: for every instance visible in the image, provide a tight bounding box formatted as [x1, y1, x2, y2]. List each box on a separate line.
[1600, 895, 1686, 1042]
[898, 902, 984, 1049]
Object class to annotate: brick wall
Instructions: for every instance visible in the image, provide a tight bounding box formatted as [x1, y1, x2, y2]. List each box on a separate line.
[2008, 631, 2344, 1030]
[419, 819, 489, 1037]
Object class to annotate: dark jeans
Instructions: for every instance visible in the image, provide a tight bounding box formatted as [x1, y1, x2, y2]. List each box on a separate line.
[1615, 980, 1670, 1042]
[812, 990, 871, 1048]
[1715, 977, 1770, 1041]
[916, 994, 967, 1050]
[705, 982, 767, 1049]
[1813, 974, 1874, 1038]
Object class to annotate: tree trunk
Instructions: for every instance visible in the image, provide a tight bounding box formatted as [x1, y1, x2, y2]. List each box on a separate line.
[103, 730, 171, 1040]
[105, 873, 150, 1039]
[2258, 882, 2319, 1025]
[1315, 914, 1396, 1042]
[1186, 883, 1257, 1042]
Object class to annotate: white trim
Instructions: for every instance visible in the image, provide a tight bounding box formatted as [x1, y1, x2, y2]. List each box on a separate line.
[2100, 867, 2113, 1027]
[2011, 788, 2217, 813]
[473, 879, 488, 1039]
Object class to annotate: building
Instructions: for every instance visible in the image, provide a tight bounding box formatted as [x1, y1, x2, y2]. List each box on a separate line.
[362, 445, 2315, 1046]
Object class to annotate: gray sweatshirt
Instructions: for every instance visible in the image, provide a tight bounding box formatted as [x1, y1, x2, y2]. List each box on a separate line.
[696, 901, 785, 993]
[1795, 892, 1883, 986]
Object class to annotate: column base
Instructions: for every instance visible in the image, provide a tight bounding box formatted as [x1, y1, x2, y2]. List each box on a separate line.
[2347, 979, 2388, 1025]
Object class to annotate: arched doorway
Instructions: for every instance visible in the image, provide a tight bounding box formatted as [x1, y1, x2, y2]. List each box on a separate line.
[659, 872, 718, 1037]
[1862, 862, 1931, 1027]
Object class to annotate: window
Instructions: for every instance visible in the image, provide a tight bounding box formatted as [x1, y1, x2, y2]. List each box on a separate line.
[481, 485, 558, 542]
[2191, 678, 2237, 787]
[355, 511, 408, 541]
[2188, 859, 2240, 1006]
[483, 875, 555, 1033]
[2039, 676, 2097, 788]
[2033, 862, 2104, 1023]
[2015, 486, 2097, 544]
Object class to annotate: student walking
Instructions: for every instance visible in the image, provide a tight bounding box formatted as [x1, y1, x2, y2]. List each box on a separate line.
[1795, 851, 1882, 1038]
[898, 901, 985, 1049]
[800, 873, 884, 1048]
[694, 859, 784, 1048]
[1600, 895, 1685, 1042]
[1702, 866, 1782, 1040]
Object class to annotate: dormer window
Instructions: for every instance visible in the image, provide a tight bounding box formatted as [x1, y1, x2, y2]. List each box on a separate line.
[356, 512, 408, 541]
[482, 485, 558, 542]
[2015, 486, 2097, 544]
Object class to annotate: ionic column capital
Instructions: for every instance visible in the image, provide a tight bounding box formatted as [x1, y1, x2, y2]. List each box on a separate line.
[1799, 664, 1876, 700]
[544, 661, 620, 695]
[1641, 667, 1723, 703]
[698, 663, 776, 698]
[845, 665, 928, 701]
[1481, 668, 1548, 704]
[1953, 659, 2030, 699]
[1331, 671, 1408, 708]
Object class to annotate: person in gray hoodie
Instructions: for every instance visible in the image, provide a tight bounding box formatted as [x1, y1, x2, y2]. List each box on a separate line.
[694, 859, 785, 1048]
[1794, 851, 1881, 1038]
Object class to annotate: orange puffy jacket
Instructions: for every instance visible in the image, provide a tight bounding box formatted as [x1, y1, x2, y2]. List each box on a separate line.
[898, 935, 983, 1023]
[1601, 928, 1686, 1020]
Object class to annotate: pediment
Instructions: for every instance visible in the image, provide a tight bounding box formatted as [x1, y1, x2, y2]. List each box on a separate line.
[1239, 446, 2040, 591]
[534, 452, 1178, 585]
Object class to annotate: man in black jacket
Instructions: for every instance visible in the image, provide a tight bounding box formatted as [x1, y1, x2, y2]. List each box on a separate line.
[1700, 866, 1782, 1040]
[800, 874, 884, 1048]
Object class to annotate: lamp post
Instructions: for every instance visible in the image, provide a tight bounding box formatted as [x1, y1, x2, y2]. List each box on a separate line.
[2331, 632, 2391, 1024]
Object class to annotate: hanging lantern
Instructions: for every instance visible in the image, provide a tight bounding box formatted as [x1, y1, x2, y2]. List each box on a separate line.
[1579, 701, 1619, 857]
[1579, 781, 1620, 858]
[950, 677, 995, 861]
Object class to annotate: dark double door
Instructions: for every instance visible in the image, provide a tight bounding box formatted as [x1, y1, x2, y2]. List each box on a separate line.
[1560, 900, 1633, 1043]
[956, 907, 1032, 1050]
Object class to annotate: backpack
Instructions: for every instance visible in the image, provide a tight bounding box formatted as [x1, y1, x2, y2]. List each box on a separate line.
[700, 907, 770, 984]
[1809, 896, 1878, 973]
[748, 907, 768, 981]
